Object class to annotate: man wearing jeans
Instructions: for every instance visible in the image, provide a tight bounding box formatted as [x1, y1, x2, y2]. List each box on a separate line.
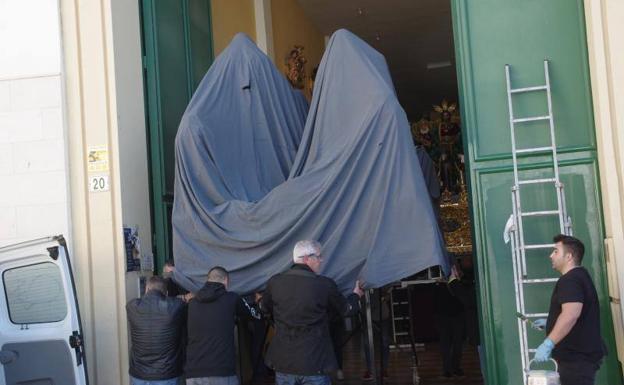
[533, 235, 606, 385]
[260, 240, 364, 385]
[127, 276, 186, 385]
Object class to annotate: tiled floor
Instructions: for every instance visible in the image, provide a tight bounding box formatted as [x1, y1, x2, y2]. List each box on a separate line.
[253, 333, 484, 385]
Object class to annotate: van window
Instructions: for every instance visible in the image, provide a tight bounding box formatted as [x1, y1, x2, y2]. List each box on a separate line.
[3, 262, 68, 324]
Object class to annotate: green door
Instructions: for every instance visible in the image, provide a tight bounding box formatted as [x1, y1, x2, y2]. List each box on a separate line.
[141, 0, 214, 272]
[451, 1, 622, 383]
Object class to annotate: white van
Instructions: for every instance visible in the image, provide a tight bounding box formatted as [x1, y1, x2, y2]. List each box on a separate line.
[0, 236, 89, 385]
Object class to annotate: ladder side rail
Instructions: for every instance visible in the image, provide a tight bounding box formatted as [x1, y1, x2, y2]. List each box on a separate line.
[511, 106, 542, 383]
[560, 188, 573, 236]
[543, 60, 566, 233]
[390, 289, 399, 345]
[505, 65, 529, 278]
[510, 215, 529, 385]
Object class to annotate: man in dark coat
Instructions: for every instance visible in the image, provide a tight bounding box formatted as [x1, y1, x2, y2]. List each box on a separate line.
[185, 266, 259, 385]
[260, 240, 364, 385]
[433, 277, 465, 378]
[127, 276, 186, 385]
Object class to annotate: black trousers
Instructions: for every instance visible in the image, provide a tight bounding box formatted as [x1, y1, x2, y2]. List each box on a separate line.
[558, 360, 600, 385]
[436, 313, 465, 374]
[329, 318, 345, 370]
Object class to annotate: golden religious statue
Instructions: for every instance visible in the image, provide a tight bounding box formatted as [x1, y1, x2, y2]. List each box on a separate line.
[285, 45, 307, 89]
[433, 100, 462, 193]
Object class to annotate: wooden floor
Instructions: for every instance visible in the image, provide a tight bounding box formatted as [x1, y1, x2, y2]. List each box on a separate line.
[252, 332, 484, 385]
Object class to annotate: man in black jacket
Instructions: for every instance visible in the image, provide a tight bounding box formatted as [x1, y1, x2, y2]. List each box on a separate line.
[185, 266, 259, 385]
[127, 276, 186, 385]
[260, 240, 364, 385]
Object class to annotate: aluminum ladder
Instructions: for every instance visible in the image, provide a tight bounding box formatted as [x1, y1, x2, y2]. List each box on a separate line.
[504, 59, 573, 384]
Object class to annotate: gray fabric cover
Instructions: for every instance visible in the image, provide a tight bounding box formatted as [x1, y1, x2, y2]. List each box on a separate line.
[172, 30, 448, 294]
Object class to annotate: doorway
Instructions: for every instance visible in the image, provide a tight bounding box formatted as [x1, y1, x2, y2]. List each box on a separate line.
[294, 1, 482, 383]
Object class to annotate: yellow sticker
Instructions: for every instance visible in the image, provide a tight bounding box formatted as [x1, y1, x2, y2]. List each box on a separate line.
[87, 146, 109, 173]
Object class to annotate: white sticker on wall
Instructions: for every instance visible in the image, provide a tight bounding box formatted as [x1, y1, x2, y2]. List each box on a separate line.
[87, 146, 109, 173]
[88, 174, 110, 192]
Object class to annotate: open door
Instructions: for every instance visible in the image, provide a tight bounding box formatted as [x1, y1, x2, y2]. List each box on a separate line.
[0, 236, 88, 385]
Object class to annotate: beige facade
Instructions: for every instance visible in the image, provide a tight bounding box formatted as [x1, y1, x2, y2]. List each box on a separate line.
[60, 0, 132, 382]
[584, 0, 624, 371]
[30, 0, 624, 383]
[212, 0, 257, 56]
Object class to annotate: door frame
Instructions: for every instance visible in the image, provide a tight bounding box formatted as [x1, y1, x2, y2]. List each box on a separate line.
[140, 0, 215, 273]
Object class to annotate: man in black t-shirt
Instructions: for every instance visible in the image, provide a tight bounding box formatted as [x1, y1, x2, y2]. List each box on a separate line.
[533, 234, 605, 385]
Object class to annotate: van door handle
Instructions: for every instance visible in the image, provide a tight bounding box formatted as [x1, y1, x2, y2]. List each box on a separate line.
[0, 350, 18, 365]
[69, 331, 84, 366]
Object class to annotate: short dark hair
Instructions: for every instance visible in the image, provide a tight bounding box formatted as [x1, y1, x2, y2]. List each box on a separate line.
[164, 259, 175, 267]
[207, 266, 229, 283]
[553, 234, 585, 265]
[146, 276, 167, 294]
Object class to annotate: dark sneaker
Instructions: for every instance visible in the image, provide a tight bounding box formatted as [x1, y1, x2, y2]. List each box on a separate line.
[453, 369, 465, 377]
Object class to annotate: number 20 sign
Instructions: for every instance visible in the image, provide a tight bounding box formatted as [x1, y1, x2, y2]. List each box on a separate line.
[89, 175, 110, 192]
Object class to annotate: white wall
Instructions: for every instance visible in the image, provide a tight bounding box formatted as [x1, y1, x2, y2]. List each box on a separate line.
[0, 0, 68, 248]
[109, 0, 153, 301]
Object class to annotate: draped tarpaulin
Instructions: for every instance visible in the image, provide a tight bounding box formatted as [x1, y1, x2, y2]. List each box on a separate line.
[172, 30, 448, 294]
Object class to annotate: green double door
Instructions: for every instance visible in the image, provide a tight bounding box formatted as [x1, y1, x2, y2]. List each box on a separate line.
[141, 0, 213, 272]
[141, 1, 621, 383]
[452, 0, 622, 383]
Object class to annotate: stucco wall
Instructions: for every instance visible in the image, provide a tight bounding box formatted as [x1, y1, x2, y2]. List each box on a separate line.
[211, 0, 257, 56]
[0, 0, 69, 248]
[584, 0, 624, 372]
[271, 0, 325, 98]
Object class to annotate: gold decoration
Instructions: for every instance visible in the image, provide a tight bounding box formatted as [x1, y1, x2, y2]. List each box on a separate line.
[413, 99, 471, 254]
[433, 99, 457, 114]
[285, 45, 307, 89]
[440, 187, 472, 254]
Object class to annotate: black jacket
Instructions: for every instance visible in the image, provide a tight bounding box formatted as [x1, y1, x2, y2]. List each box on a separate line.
[185, 281, 256, 378]
[127, 290, 186, 380]
[260, 264, 360, 375]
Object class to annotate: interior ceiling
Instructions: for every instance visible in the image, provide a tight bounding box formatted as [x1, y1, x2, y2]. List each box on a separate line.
[296, 0, 458, 121]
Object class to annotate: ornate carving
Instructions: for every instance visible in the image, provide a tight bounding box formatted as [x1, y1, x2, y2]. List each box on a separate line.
[285, 45, 307, 89]
[412, 99, 471, 254]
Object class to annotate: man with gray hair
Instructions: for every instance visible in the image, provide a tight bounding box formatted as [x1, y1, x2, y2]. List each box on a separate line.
[260, 240, 364, 385]
[185, 266, 259, 385]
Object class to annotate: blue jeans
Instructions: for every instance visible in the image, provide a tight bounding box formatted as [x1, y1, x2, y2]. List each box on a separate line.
[130, 376, 180, 385]
[186, 376, 239, 385]
[275, 372, 330, 385]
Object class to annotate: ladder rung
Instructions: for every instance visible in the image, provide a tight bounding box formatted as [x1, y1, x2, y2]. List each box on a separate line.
[521, 210, 560, 217]
[523, 243, 555, 250]
[522, 278, 558, 284]
[518, 178, 556, 185]
[515, 146, 553, 154]
[392, 302, 408, 306]
[525, 313, 549, 318]
[510, 85, 548, 94]
[394, 332, 409, 336]
[393, 317, 407, 320]
[512, 115, 551, 123]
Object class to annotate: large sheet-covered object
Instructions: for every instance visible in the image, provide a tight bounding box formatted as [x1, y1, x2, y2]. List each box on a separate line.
[173, 30, 448, 294]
